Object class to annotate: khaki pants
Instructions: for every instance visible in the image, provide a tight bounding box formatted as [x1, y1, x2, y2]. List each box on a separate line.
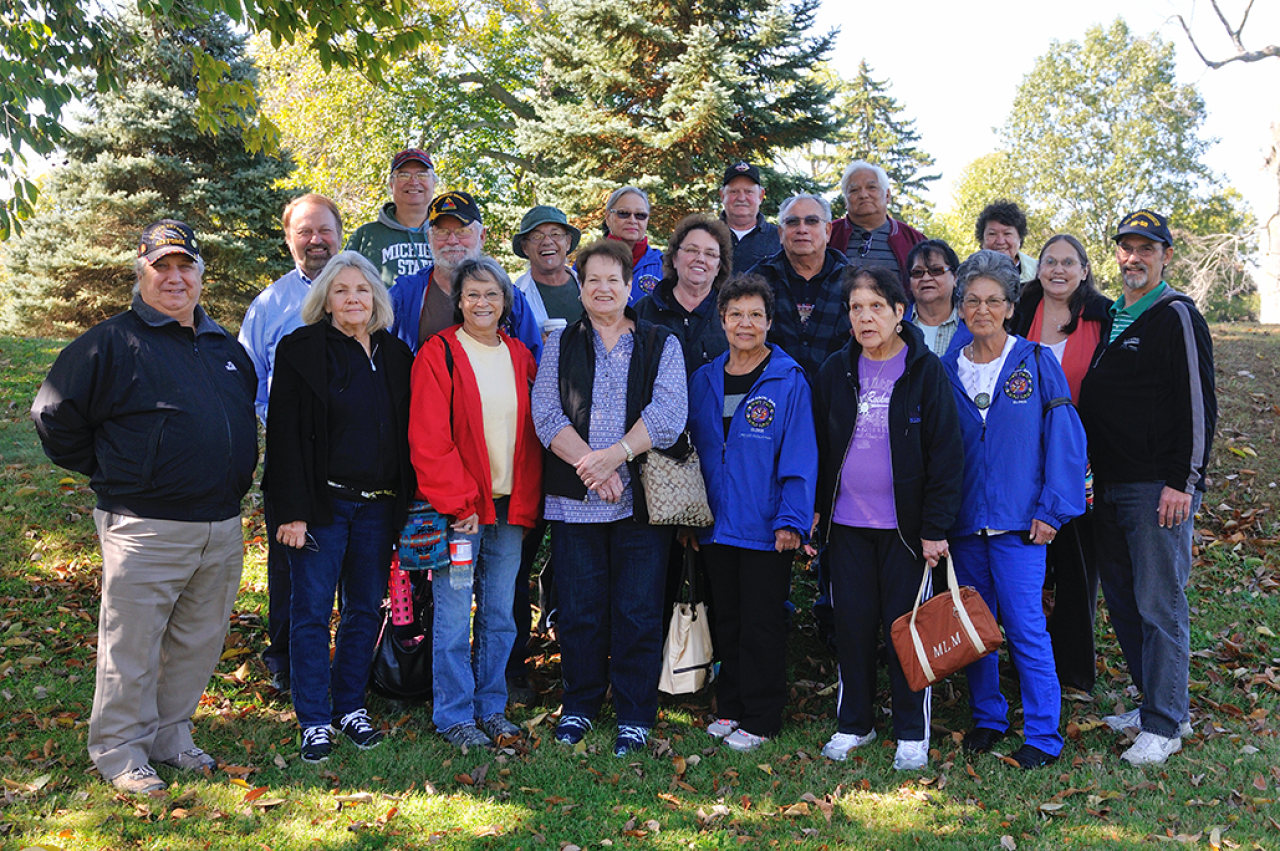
[89, 510, 243, 780]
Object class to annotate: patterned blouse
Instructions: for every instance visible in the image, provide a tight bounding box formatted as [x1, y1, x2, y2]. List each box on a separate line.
[532, 326, 687, 523]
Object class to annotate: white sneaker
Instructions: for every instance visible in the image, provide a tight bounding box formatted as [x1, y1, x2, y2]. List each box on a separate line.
[893, 739, 929, 771]
[1104, 707, 1193, 738]
[706, 718, 739, 739]
[1121, 730, 1182, 766]
[723, 728, 768, 752]
[821, 729, 876, 761]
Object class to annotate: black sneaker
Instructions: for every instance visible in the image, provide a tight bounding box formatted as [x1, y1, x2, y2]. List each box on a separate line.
[554, 714, 592, 745]
[613, 724, 649, 758]
[963, 727, 1006, 754]
[336, 709, 383, 750]
[301, 725, 333, 763]
[1009, 744, 1059, 769]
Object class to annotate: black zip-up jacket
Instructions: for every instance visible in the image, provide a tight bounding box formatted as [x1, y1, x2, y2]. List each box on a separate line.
[813, 321, 963, 549]
[634, 277, 728, 378]
[32, 296, 258, 522]
[264, 321, 416, 529]
[1078, 285, 1216, 493]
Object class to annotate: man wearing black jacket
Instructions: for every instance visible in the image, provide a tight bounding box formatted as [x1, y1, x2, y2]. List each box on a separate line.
[32, 221, 258, 793]
[1078, 210, 1216, 766]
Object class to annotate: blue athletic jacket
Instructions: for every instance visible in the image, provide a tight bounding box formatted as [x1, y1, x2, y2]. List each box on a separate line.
[688, 345, 818, 550]
[389, 263, 543, 361]
[941, 335, 1087, 537]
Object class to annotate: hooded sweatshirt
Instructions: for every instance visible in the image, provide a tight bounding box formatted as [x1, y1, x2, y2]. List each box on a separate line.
[346, 202, 433, 289]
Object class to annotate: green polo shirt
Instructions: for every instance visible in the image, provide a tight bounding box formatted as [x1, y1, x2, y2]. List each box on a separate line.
[1108, 281, 1168, 343]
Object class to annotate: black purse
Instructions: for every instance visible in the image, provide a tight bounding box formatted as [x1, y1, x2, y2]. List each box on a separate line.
[369, 575, 434, 701]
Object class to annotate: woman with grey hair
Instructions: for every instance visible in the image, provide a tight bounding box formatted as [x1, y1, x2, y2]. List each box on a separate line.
[940, 249, 1087, 769]
[410, 255, 543, 750]
[266, 250, 415, 762]
[601, 186, 664, 303]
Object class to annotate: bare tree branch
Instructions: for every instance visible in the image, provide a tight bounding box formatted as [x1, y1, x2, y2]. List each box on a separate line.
[447, 73, 537, 122]
[1175, 0, 1279, 69]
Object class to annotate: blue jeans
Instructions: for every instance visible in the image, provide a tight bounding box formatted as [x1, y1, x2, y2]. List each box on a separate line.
[1094, 481, 1199, 738]
[552, 520, 673, 727]
[952, 532, 1063, 756]
[288, 497, 394, 730]
[432, 498, 524, 731]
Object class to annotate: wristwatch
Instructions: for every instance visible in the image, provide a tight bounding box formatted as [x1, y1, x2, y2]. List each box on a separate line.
[619, 439, 635, 463]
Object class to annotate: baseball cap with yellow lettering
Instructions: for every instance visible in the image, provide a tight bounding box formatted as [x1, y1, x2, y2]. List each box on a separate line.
[428, 191, 482, 227]
[138, 219, 200, 264]
[1112, 209, 1172, 247]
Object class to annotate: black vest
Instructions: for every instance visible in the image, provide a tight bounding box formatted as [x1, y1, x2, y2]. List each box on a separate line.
[544, 310, 674, 524]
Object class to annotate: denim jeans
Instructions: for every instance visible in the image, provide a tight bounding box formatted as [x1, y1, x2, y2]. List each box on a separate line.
[952, 532, 1063, 756]
[432, 497, 524, 731]
[1094, 481, 1200, 738]
[288, 497, 394, 730]
[552, 520, 673, 727]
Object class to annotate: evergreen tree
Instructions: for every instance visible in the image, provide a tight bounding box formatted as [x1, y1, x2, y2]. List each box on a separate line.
[831, 61, 938, 222]
[1, 10, 293, 335]
[510, 0, 839, 235]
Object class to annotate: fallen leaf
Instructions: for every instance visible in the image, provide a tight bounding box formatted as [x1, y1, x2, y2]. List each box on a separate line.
[757, 763, 772, 775]
[251, 797, 285, 809]
[473, 824, 503, 836]
[333, 792, 375, 804]
[242, 786, 269, 802]
[1001, 835, 1017, 850]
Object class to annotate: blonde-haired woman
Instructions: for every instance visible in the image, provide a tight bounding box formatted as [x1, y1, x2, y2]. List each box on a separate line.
[266, 251, 416, 763]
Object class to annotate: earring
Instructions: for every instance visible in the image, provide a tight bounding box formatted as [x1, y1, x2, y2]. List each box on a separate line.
[896, 322, 903, 333]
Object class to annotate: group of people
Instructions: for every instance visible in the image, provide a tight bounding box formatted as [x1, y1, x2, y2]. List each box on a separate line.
[31, 150, 1215, 793]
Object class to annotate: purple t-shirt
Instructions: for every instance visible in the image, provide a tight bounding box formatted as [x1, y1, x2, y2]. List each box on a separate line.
[832, 346, 907, 529]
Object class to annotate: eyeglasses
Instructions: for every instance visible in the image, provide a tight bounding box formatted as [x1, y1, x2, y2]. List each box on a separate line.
[1040, 256, 1081, 269]
[610, 209, 649, 221]
[1116, 242, 1159, 258]
[462, 290, 504, 304]
[392, 170, 432, 183]
[724, 309, 768, 324]
[678, 246, 721, 262]
[910, 265, 949, 280]
[781, 215, 824, 228]
[524, 230, 568, 245]
[859, 233, 874, 258]
[961, 296, 1009, 311]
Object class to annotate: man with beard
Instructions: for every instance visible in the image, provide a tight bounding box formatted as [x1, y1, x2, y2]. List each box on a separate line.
[390, 191, 541, 357]
[239, 193, 343, 692]
[1078, 209, 1216, 766]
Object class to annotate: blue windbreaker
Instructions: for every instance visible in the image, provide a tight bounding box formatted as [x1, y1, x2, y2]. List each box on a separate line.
[688, 345, 818, 550]
[941, 335, 1087, 537]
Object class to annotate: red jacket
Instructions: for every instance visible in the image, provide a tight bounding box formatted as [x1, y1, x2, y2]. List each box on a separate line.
[829, 216, 927, 292]
[409, 326, 543, 528]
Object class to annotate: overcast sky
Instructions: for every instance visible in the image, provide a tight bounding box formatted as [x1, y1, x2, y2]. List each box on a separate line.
[815, 0, 1280, 220]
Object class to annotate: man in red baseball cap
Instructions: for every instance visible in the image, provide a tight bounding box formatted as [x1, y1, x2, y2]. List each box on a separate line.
[347, 148, 437, 288]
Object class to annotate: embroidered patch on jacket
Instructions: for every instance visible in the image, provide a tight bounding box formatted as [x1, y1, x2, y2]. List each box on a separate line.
[744, 396, 776, 429]
[1004, 365, 1034, 402]
[637, 274, 660, 295]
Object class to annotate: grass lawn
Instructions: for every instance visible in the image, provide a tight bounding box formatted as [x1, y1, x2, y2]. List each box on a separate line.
[1, 328, 1278, 851]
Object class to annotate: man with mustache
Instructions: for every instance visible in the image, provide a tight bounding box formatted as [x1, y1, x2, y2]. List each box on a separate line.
[1078, 209, 1216, 766]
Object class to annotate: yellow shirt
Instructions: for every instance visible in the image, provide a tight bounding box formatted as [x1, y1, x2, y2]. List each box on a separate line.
[457, 330, 518, 497]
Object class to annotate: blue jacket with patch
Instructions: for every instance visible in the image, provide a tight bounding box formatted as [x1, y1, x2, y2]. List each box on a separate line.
[688, 345, 817, 550]
[941, 335, 1087, 537]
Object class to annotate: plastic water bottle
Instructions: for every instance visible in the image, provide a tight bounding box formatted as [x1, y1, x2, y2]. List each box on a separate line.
[449, 533, 473, 591]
